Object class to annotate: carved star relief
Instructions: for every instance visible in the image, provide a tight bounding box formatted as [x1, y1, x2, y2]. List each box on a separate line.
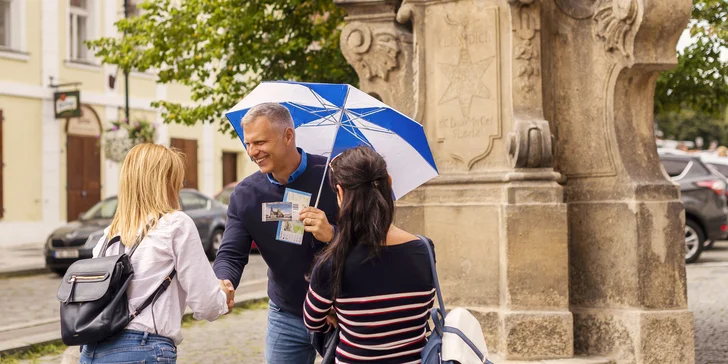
[438, 50, 495, 117]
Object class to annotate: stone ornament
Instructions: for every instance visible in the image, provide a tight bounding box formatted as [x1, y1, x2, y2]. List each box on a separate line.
[593, 0, 639, 59]
[555, 0, 599, 19]
[507, 118, 554, 168]
[340, 22, 401, 81]
[511, 1, 541, 93]
[555, 0, 639, 60]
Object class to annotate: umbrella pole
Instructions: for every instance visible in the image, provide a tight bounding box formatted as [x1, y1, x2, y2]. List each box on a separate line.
[314, 120, 341, 209]
[313, 154, 330, 209]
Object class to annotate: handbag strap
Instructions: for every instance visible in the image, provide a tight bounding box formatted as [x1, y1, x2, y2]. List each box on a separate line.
[416, 235, 445, 314]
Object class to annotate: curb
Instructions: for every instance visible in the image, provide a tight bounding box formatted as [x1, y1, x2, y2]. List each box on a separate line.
[0, 266, 49, 279]
[0, 291, 269, 358]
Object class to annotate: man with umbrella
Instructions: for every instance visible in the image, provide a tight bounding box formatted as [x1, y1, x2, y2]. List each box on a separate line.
[214, 102, 339, 364]
[216, 81, 439, 363]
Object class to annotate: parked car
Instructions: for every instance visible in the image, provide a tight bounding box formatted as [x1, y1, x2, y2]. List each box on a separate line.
[44, 189, 227, 275]
[659, 153, 728, 263]
[698, 154, 728, 250]
[214, 182, 258, 252]
[214, 182, 237, 206]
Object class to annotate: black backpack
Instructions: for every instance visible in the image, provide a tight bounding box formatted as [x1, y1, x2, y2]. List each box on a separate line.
[56, 231, 176, 346]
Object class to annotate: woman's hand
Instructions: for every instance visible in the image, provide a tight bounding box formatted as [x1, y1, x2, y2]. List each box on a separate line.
[326, 309, 338, 328]
[219, 279, 235, 314]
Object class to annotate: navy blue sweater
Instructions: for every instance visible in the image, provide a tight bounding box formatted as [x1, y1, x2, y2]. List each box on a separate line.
[213, 153, 339, 316]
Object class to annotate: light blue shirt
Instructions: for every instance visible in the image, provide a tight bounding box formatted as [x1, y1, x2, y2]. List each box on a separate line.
[266, 148, 308, 185]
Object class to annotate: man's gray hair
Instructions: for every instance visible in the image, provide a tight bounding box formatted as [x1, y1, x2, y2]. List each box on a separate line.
[241, 102, 294, 132]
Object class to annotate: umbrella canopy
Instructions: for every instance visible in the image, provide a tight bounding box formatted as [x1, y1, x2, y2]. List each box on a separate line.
[226, 81, 438, 200]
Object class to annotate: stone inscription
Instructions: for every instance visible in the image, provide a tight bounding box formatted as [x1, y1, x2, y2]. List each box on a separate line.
[431, 4, 501, 171]
[438, 116, 496, 141]
[439, 31, 494, 48]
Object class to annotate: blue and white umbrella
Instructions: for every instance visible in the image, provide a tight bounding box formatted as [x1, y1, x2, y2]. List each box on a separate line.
[225, 81, 438, 201]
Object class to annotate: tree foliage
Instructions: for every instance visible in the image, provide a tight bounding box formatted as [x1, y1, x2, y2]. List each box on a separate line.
[89, 0, 357, 135]
[655, 0, 727, 115]
[657, 109, 728, 146]
[654, 0, 728, 146]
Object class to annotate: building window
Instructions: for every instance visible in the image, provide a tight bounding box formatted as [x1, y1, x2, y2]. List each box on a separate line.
[0, 0, 12, 49]
[69, 0, 90, 61]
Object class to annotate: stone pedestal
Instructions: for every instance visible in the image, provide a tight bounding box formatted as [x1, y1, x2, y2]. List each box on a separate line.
[541, 0, 695, 363]
[335, 0, 695, 362]
[337, 0, 572, 360]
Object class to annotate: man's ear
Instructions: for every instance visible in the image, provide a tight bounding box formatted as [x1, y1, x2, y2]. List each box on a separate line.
[388, 175, 393, 187]
[284, 127, 295, 145]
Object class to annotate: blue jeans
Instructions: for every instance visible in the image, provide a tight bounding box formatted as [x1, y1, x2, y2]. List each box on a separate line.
[79, 330, 177, 363]
[266, 300, 316, 364]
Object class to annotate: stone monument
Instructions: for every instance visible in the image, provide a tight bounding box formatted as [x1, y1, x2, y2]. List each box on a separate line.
[335, 0, 694, 363]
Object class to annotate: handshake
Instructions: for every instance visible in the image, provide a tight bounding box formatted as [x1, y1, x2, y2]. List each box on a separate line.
[219, 279, 236, 314]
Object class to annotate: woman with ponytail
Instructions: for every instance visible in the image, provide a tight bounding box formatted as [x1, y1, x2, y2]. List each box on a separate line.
[303, 146, 436, 363]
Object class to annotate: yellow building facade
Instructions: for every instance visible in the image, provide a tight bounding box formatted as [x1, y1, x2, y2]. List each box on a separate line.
[0, 0, 256, 245]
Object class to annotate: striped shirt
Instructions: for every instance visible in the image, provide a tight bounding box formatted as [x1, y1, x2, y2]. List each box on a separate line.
[304, 239, 435, 364]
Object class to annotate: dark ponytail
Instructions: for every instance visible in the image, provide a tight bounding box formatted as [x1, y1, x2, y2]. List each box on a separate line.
[316, 146, 394, 300]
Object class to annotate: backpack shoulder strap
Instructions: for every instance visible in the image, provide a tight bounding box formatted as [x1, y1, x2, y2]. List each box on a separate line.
[442, 326, 492, 363]
[130, 269, 177, 320]
[126, 220, 157, 257]
[98, 235, 121, 257]
[416, 235, 445, 314]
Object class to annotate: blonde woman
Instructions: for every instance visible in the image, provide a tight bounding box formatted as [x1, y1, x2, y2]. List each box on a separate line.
[80, 144, 233, 364]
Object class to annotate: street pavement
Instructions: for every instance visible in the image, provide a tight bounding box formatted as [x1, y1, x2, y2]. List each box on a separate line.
[0, 254, 268, 355]
[34, 306, 270, 364]
[0, 242, 47, 278]
[688, 241, 728, 364]
[5, 243, 728, 363]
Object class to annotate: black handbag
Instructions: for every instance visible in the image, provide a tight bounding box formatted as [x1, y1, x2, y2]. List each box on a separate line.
[311, 327, 340, 364]
[56, 231, 176, 346]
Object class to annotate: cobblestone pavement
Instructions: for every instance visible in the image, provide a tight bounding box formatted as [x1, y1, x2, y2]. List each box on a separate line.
[0, 254, 267, 329]
[688, 241, 728, 364]
[14, 244, 728, 364]
[32, 305, 270, 364]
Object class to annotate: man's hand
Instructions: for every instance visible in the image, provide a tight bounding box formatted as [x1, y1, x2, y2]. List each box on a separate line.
[219, 279, 235, 314]
[299, 207, 334, 243]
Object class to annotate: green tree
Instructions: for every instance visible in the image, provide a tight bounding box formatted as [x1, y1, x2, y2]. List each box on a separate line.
[89, 0, 357, 135]
[657, 110, 728, 146]
[655, 0, 728, 120]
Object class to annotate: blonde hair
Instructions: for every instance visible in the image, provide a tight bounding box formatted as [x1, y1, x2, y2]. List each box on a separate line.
[109, 143, 186, 247]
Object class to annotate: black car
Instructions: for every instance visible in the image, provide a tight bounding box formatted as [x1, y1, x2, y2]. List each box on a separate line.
[44, 189, 227, 275]
[660, 153, 728, 263]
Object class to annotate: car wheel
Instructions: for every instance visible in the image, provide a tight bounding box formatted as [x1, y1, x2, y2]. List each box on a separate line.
[207, 229, 224, 260]
[50, 267, 67, 276]
[703, 239, 716, 250]
[685, 219, 704, 264]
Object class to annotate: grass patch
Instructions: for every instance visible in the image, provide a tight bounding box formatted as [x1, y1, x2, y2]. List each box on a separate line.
[0, 340, 66, 364]
[181, 297, 269, 328]
[233, 298, 269, 312]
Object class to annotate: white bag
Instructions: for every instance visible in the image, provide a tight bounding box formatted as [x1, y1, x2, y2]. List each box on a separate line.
[442, 308, 489, 363]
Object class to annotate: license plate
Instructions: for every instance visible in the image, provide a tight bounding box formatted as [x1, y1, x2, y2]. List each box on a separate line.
[54, 249, 79, 259]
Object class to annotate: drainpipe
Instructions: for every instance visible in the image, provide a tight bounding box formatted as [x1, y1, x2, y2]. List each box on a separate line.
[123, 0, 130, 123]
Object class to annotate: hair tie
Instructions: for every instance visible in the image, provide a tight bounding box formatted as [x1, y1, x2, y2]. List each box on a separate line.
[371, 180, 379, 187]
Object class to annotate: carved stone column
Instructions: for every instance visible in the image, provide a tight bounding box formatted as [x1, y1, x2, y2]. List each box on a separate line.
[338, 0, 574, 360]
[541, 0, 695, 363]
[336, 0, 416, 117]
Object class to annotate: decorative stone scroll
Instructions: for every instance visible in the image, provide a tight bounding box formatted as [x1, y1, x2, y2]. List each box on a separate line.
[507, 118, 554, 168]
[340, 22, 401, 81]
[593, 0, 639, 60]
